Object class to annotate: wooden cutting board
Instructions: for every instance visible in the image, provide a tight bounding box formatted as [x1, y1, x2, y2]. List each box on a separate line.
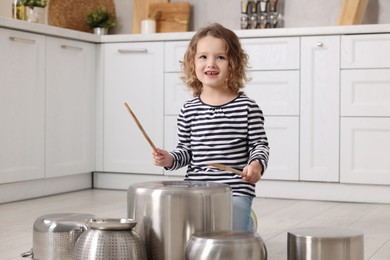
[132, 0, 168, 34]
[148, 2, 190, 33]
[337, 0, 368, 25]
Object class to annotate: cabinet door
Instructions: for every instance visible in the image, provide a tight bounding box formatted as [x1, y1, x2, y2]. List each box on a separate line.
[0, 29, 45, 184]
[45, 37, 95, 177]
[104, 42, 164, 174]
[341, 118, 390, 184]
[164, 41, 189, 72]
[300, 36, 340, 182]
[262, 117, 299, 180]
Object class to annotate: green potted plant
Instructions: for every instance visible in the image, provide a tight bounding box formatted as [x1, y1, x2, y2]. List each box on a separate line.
[86, 6, 116, 35]
[22, 0, 47, 23]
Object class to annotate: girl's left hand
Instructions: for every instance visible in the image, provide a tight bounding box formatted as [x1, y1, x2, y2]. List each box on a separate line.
[242, 160, 263, 184]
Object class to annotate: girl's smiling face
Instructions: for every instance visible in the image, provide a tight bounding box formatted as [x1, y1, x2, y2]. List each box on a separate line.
[195, 36, 230, 91]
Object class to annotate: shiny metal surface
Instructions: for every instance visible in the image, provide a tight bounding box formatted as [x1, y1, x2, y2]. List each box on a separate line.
[287, 227, 364, 260]
[73, 218, 147, 260]
[185, 231, 267, 260]
[30, 213, 94, 260]
[127, 181, 232, 260]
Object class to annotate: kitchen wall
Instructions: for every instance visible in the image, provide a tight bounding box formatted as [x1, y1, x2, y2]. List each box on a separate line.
[1, 0, 390, 34]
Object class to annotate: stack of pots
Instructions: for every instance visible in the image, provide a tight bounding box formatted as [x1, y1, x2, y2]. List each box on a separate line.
[127, 181, 232, 260]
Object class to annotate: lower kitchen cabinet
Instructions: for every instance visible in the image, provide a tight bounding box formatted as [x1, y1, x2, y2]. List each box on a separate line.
[340, 118, 390, 185]
[0, 28, 45, 184]
[300, 36, 340, 182]
[103, 42, 164, 174]
[45, 37, 96, 178]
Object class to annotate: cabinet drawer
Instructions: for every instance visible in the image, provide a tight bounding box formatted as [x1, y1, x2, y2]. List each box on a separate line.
[165, 73, 193, 115]
[164, 41, 189, 72]
[341, 34, 390, 68]
[341, 69, 390, 116]
[245, 70, 299, 116]
[242, 37, 300, 70]
[341, 117, 390, 185]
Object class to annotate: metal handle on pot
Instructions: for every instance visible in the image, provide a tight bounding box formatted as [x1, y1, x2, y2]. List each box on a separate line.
[20, 248, 34, 258]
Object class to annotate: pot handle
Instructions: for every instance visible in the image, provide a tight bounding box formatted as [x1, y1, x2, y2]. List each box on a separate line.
[20, 248, 33, 258]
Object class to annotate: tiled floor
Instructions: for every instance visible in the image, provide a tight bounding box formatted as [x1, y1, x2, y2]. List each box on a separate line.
[1, 189, 390, 259]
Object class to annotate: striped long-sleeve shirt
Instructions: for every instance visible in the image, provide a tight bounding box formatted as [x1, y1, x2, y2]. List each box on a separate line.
[168, 92, 270, 197]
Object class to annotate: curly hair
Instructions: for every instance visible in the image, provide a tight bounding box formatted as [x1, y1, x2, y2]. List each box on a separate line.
[180, 23, 250, 97]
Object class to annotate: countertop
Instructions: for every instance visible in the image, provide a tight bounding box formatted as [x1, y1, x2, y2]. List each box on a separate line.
[1, 16, 390, 43]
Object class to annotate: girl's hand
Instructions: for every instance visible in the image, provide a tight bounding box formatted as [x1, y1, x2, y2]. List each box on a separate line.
[152, 148, 174, 168]
[242, 160, 263, 184]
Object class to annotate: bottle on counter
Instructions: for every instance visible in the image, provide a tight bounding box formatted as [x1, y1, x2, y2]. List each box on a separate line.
[12, 0, 25, 20]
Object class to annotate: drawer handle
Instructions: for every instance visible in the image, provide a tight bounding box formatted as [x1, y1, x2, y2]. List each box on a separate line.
[316, 42, 324, 47]
[61, 45, 83, 51]
[118, 48, 148, 53]
[9, 36, 36, 44]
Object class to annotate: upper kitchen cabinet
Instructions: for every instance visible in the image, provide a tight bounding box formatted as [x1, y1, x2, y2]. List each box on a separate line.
[45, 37, 96, 178]
[300, 36, 340, 182]
[103, 42, 164, 174]
[0, 28, 45, 184]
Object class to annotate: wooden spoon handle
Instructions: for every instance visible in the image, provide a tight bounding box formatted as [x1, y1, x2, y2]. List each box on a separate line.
[208, 163, 245, 177]
[124, 102, 157, 152]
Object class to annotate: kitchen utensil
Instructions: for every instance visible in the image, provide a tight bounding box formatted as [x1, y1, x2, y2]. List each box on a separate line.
[185, 231, 268, 260]
[133, 0, 168, 34]
[337, 0, 368, 25]
[127, 181, 232, 260]
[208, 163, 246, 177]
[124, 102, 157, 151]
[21, 213, 94, 259]
[148, 2, 190, 33]
[73, 218, 147, 260]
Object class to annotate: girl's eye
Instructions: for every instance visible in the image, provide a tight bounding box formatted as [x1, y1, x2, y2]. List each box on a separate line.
[217, 56, 227, 60]
[198, 55, 207, 60]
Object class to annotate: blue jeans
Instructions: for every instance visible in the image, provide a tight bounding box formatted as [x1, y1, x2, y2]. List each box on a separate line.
[232, 196, 254, 231]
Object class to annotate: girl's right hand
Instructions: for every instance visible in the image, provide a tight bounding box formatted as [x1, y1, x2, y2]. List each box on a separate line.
[152, 148, 174, 168]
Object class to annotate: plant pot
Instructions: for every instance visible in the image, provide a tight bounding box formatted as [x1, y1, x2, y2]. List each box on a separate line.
[93, 27, 108, 35]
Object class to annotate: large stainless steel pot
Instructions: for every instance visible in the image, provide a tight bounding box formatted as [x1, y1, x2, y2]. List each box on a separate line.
[21, 213, 94, 260]
[185, 231, 268, 260]
[73, 218, 147, 260]
[127, 181, 232, 260]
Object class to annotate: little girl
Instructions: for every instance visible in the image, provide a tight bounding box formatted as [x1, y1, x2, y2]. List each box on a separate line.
[153, 23, 270, 231]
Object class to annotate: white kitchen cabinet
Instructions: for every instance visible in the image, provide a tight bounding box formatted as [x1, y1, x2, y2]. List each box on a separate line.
[103, 42, 164, 174]
[262, 116, 299, 180]
[341, 69, 390, 117]
[241, 37, 300, 70]
[0, 28, 45, 184]
[163, 73, 192, 176]
[164, 41, 189, 72]
[340, 118, 390, 185]
[341, 33, 390, 69]
[45, 37, 95, 178]
[300, 36, 340, 182]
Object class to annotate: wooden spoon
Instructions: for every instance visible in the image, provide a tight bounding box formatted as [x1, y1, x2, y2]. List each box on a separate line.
[124, 102, 157, 152]
[208, 163, 245, 177]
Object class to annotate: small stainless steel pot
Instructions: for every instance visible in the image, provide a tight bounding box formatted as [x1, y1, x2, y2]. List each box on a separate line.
[21, 213, 94, 260]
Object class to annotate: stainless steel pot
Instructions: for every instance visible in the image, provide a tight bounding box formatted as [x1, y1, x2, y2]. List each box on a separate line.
[73, 218, 147, 260]
[185, 231, 268, 260]
[21, 213, 94, 260]
[127, 181, 232, 260]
